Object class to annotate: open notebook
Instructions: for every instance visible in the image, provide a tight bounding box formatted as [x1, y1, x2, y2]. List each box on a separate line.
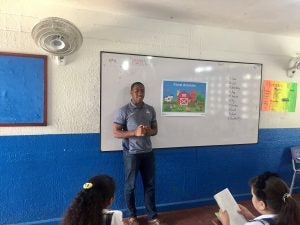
[214, 188, 247, 225]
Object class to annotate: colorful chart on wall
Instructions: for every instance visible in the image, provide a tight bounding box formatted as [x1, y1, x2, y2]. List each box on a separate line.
[261, 80, 297, 112]
[100, 51, 262, 151]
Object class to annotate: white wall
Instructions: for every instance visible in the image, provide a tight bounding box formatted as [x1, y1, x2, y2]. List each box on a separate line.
[1, 1, 300, 136]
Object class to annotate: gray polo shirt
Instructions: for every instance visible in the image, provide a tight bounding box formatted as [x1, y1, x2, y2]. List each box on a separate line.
[113, 101, 157, 154]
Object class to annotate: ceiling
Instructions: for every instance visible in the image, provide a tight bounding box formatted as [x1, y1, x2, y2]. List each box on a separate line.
[46, 0, 300, 38]
[3, 0, 300, 38]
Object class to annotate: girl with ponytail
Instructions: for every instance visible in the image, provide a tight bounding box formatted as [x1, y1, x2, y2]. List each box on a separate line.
[61, 174, 123, 225]
[216, 171, 300, 225]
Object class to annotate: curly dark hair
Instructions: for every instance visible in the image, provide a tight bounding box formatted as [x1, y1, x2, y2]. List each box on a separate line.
[251, 171, 300, 225]
[61, 174, 116, 225]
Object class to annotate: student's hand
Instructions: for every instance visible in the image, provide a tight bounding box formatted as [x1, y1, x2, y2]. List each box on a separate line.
[237, 204, 255, 220]
[211, 218, 222, 225]
[217, 209, 230, 225]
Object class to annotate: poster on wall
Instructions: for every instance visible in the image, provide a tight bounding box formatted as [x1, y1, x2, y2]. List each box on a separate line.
[261, 80, 297, 112]
[161, 80, 207, 116]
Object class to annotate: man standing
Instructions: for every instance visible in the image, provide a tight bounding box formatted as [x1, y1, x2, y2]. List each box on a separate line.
[113, 82, 166, 225]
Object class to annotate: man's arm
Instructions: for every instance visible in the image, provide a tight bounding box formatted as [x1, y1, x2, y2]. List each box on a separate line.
[113, 123, 145, 138]
[144, 121, 158, 136]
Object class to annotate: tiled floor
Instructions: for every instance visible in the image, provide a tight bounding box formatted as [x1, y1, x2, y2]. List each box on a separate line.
[124, 193, 300, 225]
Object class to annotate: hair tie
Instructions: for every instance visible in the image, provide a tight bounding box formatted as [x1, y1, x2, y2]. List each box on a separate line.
[282, 193, 291, 203]
[83, 182, 93, 189]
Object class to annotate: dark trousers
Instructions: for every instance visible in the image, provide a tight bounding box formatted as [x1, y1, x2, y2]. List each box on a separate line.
[123, 151, 157, 220]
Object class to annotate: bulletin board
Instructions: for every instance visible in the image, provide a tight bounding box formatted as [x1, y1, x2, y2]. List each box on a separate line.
[0, 52, 47, 126]
[100, 51, 262, 151]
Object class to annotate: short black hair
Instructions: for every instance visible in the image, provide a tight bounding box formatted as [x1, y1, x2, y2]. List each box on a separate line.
[131, 82, 144, 90]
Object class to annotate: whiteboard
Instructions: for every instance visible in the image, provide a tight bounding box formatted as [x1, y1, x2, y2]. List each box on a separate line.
[100, 52, 262, 151]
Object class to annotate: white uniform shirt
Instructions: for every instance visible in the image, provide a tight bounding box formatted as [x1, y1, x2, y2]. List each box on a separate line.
[245, 214, 277, 225]
[103, 209, 124, 225]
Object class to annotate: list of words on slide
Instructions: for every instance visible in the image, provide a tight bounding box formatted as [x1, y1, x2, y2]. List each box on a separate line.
[227, 76, 241, 120]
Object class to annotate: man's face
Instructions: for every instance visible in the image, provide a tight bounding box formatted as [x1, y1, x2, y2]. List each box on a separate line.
[131, 84, 145, 105]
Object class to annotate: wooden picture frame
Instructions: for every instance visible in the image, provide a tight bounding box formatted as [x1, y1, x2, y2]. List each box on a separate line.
[0, 52, 47, 126]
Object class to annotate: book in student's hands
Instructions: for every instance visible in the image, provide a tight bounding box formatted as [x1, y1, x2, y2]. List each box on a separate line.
[214, 188, 247, 225]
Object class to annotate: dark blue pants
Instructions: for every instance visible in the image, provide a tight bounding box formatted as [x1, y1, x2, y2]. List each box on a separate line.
[123, 151, 157, 220]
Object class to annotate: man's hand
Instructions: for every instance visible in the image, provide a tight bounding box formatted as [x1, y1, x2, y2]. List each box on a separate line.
[142, 125, 152, 136]
[134, 125, 146, 136]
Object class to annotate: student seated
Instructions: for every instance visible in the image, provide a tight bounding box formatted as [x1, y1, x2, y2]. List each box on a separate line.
[61, 174, 123, 225]
[215, 171, 300, 225]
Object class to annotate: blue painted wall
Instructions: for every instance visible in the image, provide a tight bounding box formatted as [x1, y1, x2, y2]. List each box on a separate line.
[1, 128, 299, 225]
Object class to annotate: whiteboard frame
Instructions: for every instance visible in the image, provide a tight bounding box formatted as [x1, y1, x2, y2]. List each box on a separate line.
[100, 51, 262, 151]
